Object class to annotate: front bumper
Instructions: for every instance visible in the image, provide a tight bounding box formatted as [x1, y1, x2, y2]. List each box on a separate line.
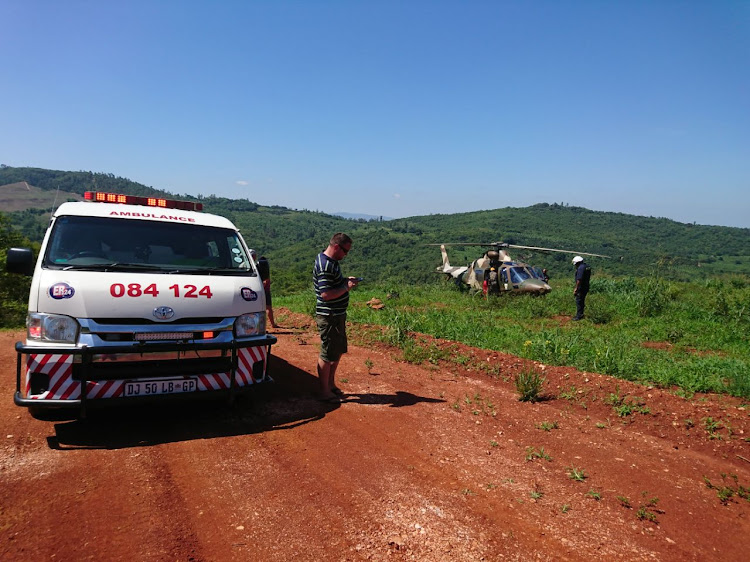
[14, 335, 277, 412]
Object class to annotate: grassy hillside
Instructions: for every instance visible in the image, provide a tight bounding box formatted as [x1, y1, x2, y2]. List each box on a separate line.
[278, 278, 750, 398]
[2, 165, 749, 296]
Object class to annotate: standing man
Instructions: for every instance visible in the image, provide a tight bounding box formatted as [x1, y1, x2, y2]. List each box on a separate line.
[313, 233, 358, 401]
[572, 256, 590, 321]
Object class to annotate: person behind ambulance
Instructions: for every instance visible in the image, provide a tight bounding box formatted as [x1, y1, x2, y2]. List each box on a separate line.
[258, 256, 278, 329]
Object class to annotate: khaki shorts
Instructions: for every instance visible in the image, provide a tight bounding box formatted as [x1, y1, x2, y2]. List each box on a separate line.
[316, 314, 347, 362]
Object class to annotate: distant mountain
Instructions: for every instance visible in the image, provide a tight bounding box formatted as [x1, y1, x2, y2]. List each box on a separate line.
[333, 212, 394, 221]
[0, 180, 84, 212]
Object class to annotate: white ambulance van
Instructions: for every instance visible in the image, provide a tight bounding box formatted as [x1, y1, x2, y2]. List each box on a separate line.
[6, 191, 276, 417]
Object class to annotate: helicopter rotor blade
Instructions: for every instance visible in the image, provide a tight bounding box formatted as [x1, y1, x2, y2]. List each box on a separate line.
[423, 242, 509, 248]
[425, 242, 609, 258]
[505, 244, 610, 258]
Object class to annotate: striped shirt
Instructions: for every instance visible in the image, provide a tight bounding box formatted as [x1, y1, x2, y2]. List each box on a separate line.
[313, 251, 349, 316]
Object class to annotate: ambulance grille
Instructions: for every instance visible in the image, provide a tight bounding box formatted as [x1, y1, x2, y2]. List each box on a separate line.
[72, 357, 233, 381]
[92, 317, 224, 325]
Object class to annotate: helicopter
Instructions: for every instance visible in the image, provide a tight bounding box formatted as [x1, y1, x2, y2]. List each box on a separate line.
[428, 242, 609, 296]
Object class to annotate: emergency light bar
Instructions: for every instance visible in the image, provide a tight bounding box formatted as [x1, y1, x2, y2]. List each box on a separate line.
[84, 191, 203, 212]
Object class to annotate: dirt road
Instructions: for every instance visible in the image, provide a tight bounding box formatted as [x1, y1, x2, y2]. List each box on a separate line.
[2, 309, 749, 561]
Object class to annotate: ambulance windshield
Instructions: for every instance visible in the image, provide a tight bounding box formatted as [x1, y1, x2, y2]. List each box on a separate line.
[45, 216, 255, 274]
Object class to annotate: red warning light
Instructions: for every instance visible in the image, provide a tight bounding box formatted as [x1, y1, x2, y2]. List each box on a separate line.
[83, 192, 203, 211]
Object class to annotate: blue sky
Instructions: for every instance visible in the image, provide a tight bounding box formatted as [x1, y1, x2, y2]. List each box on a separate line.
[1, 1, 748, 228]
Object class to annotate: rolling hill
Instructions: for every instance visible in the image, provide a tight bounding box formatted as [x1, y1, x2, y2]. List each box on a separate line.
[2, 165, 749, 294]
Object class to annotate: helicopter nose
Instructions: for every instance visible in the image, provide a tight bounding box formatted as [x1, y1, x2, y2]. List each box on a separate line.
[524, 280, 551, 295]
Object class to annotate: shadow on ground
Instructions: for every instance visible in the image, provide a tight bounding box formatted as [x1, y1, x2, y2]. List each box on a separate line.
[46, 356, 443, 450]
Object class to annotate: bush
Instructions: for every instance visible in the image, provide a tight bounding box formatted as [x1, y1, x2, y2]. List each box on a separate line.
[515, 368, 546, 402]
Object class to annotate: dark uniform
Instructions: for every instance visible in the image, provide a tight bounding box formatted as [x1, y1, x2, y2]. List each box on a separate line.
[573, 258, 590, 320]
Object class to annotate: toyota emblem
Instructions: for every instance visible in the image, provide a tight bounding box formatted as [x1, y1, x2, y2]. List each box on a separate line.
[153, 306, 175, 320]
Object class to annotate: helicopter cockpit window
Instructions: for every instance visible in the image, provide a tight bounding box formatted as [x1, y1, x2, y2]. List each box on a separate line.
[508, 266, 533, 284]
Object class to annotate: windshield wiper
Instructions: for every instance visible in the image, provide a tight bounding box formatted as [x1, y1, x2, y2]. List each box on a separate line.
[166, 267, 253, 275]
[55, 263, 253, 274]
[104, 263, 167, 271]
[60, 263, 166, 272]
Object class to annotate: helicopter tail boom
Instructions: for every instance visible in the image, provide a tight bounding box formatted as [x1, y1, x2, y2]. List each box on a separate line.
[437, 244, 469, 279]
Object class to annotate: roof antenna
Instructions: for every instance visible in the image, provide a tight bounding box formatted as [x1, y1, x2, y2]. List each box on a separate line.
[49, 182, 62, 217]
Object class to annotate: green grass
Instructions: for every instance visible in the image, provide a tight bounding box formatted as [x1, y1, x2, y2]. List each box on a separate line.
[278, 274, 750, 398]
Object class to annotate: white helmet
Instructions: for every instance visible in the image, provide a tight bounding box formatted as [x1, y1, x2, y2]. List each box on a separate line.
[572, 256, 584, 264]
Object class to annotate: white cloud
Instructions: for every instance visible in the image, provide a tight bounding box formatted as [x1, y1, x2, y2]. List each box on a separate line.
[393, 193, 401, 199]
[236, 180, 249, 186]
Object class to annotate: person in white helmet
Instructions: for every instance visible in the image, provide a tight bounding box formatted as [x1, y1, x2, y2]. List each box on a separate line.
[572, 256, 590, 321]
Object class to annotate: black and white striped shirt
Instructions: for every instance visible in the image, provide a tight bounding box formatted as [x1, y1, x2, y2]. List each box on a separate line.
[313, 252, 348, 316]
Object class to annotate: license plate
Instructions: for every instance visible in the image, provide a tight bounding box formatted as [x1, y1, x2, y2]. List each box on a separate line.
[124, 378, 196, 397]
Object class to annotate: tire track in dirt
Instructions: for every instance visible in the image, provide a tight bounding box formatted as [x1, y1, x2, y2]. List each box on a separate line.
[124, 445, 205, 561]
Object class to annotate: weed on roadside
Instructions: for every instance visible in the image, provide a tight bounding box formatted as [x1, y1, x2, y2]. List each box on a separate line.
[702, 417, 724, 440]
[703, 473, 750, 505]
[515, 367, 546, 402]
[537, 420, 559, 431]
[635, 492, 662, 523]
[605, 388, 650, 418]
[529, 487, 544, 500]
[525, 447, 553, 462]
[567, 466, 587, 482]
[454, 392, 497, 417]
[558, 385, 579, 401]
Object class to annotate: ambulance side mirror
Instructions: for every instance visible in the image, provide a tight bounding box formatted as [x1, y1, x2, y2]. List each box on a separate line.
[256, 257, 270, 281]
[5, 247, 35, 276]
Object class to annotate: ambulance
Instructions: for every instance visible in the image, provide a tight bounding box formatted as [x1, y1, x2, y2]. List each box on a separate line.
[6, 191, 276, 417]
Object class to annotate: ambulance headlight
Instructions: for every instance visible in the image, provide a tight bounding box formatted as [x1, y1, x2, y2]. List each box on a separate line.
[27, 313, 79, 343]
[234, 312, 265, 337]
